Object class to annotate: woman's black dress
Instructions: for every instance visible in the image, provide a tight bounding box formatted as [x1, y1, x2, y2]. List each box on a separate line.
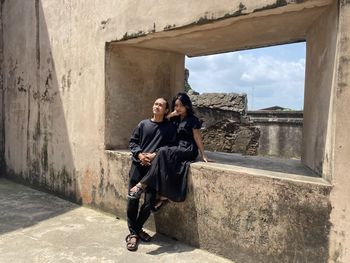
[140, 115, 201, 202]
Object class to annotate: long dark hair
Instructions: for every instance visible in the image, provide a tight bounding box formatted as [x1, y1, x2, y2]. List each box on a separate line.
[171, 92, 194, 116]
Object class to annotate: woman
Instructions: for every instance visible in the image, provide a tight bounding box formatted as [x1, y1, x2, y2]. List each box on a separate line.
[128, 92, 208, 206]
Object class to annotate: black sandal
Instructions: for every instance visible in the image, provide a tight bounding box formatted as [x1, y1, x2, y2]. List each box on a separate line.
[127, 184, 144, 199]
[125, 234, 139, 251]
[138, 229, 152, 242]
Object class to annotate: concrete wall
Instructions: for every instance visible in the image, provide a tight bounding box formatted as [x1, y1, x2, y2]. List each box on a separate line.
[2, 0, 79, 198]
[328, 1, 350, 260]
[0, 0, 4, 175]
[249, 111, 303, 159]
[2, 0, 350, 262]
[105, 45, 183, 150]
[257, 122, 302, 158]
[107, 151, 331, 263]
[303, 1, 338, 178]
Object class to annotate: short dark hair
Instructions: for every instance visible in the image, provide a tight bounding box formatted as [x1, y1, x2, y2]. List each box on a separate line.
[171, 92, 194, 115]
[155, 97, 170, 120]
[158, 97, 169, 111]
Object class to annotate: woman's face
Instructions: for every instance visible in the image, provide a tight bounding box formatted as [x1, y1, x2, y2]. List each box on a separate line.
[174, 99, 187, 116]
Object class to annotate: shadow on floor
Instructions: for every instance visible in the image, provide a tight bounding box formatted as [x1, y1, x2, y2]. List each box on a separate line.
[0, 178, 77, 235]
[143, 232, 195, 255]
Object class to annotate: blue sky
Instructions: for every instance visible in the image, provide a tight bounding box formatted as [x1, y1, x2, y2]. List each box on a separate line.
[185, 42, 306, 110]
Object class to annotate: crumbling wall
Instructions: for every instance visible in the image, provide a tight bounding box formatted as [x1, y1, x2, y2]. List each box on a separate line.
[190, 92, 303, 159]
[190, 92, 260, 155]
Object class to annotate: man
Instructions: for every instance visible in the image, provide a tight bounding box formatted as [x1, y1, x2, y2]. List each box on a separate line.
[125, 97, 176, 251]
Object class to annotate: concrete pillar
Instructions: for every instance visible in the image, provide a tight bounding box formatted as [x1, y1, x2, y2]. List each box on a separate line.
[329, 1, 350, 262]
[105, 45, 184, 149]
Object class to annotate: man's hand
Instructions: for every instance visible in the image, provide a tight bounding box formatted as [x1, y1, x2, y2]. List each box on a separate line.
[145, 153, 156, 163]
[138, 152, 156, 166]
[138, 153, 150, 166]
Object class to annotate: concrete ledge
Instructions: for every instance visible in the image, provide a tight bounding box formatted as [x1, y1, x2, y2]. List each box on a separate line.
[106, 150, 332, 262]
[250, 117, 303, 124]
[193, 162, 328, 186]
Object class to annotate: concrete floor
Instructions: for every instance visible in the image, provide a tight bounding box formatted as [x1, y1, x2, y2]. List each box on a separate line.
[0, 178, 233, 263]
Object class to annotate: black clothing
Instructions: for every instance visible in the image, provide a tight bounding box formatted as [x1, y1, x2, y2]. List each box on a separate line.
[141, 115, 202, 202]
[127, 119, 176, 235]
[127, 165, 156, 235]
[129, 119, 176, 164]
[173, 115, 201, 156]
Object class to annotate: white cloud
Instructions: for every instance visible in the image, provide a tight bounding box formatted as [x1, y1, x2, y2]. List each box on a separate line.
[240, 73, 254, 82]
[185, 44, 306, 110]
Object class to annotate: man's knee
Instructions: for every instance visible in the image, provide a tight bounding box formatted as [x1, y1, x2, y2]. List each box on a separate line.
[127, 198, 140, 214]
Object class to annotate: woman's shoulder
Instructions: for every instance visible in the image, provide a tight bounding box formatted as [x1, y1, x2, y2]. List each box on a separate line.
[186, 114, 200, 122]
[187, 114, 202, 129]
[190, 114, 199, 121]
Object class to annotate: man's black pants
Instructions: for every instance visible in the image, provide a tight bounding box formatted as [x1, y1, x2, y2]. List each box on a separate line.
[127, 163, 156, 235]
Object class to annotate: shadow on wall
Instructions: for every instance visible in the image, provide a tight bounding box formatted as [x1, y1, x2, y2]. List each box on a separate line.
[153, 171, 200, 248]
[2, 0, 79, 229]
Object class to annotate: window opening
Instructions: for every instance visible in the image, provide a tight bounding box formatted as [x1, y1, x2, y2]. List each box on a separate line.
[185, 42, 306, 164]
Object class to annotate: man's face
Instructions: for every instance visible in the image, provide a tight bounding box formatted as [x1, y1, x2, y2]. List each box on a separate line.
[152, 98, 167, 117]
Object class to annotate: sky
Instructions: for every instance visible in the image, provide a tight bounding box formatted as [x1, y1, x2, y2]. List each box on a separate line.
[185, 42, 306, 110]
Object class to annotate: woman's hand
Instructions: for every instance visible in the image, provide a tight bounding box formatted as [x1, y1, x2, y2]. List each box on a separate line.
[167, 110, 179, 119]
[201, 153, 209, 162]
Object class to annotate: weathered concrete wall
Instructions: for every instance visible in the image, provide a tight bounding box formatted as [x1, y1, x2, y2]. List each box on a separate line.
[303, 0, 338, 177]
[105, 45, 183, 150]
[2, 0, 80, 199]
[106, 151, 331, 263]
[0, 0, 4, 175]
[1, 0, 333, 202]
[249, 110, 303, 159]
[328, 1, 350, 262]
[2, 0, 350, 262]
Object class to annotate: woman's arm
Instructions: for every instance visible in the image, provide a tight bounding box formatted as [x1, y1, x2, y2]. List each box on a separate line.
[193, 129, 208, 162]
[166, 110, 179, 120]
